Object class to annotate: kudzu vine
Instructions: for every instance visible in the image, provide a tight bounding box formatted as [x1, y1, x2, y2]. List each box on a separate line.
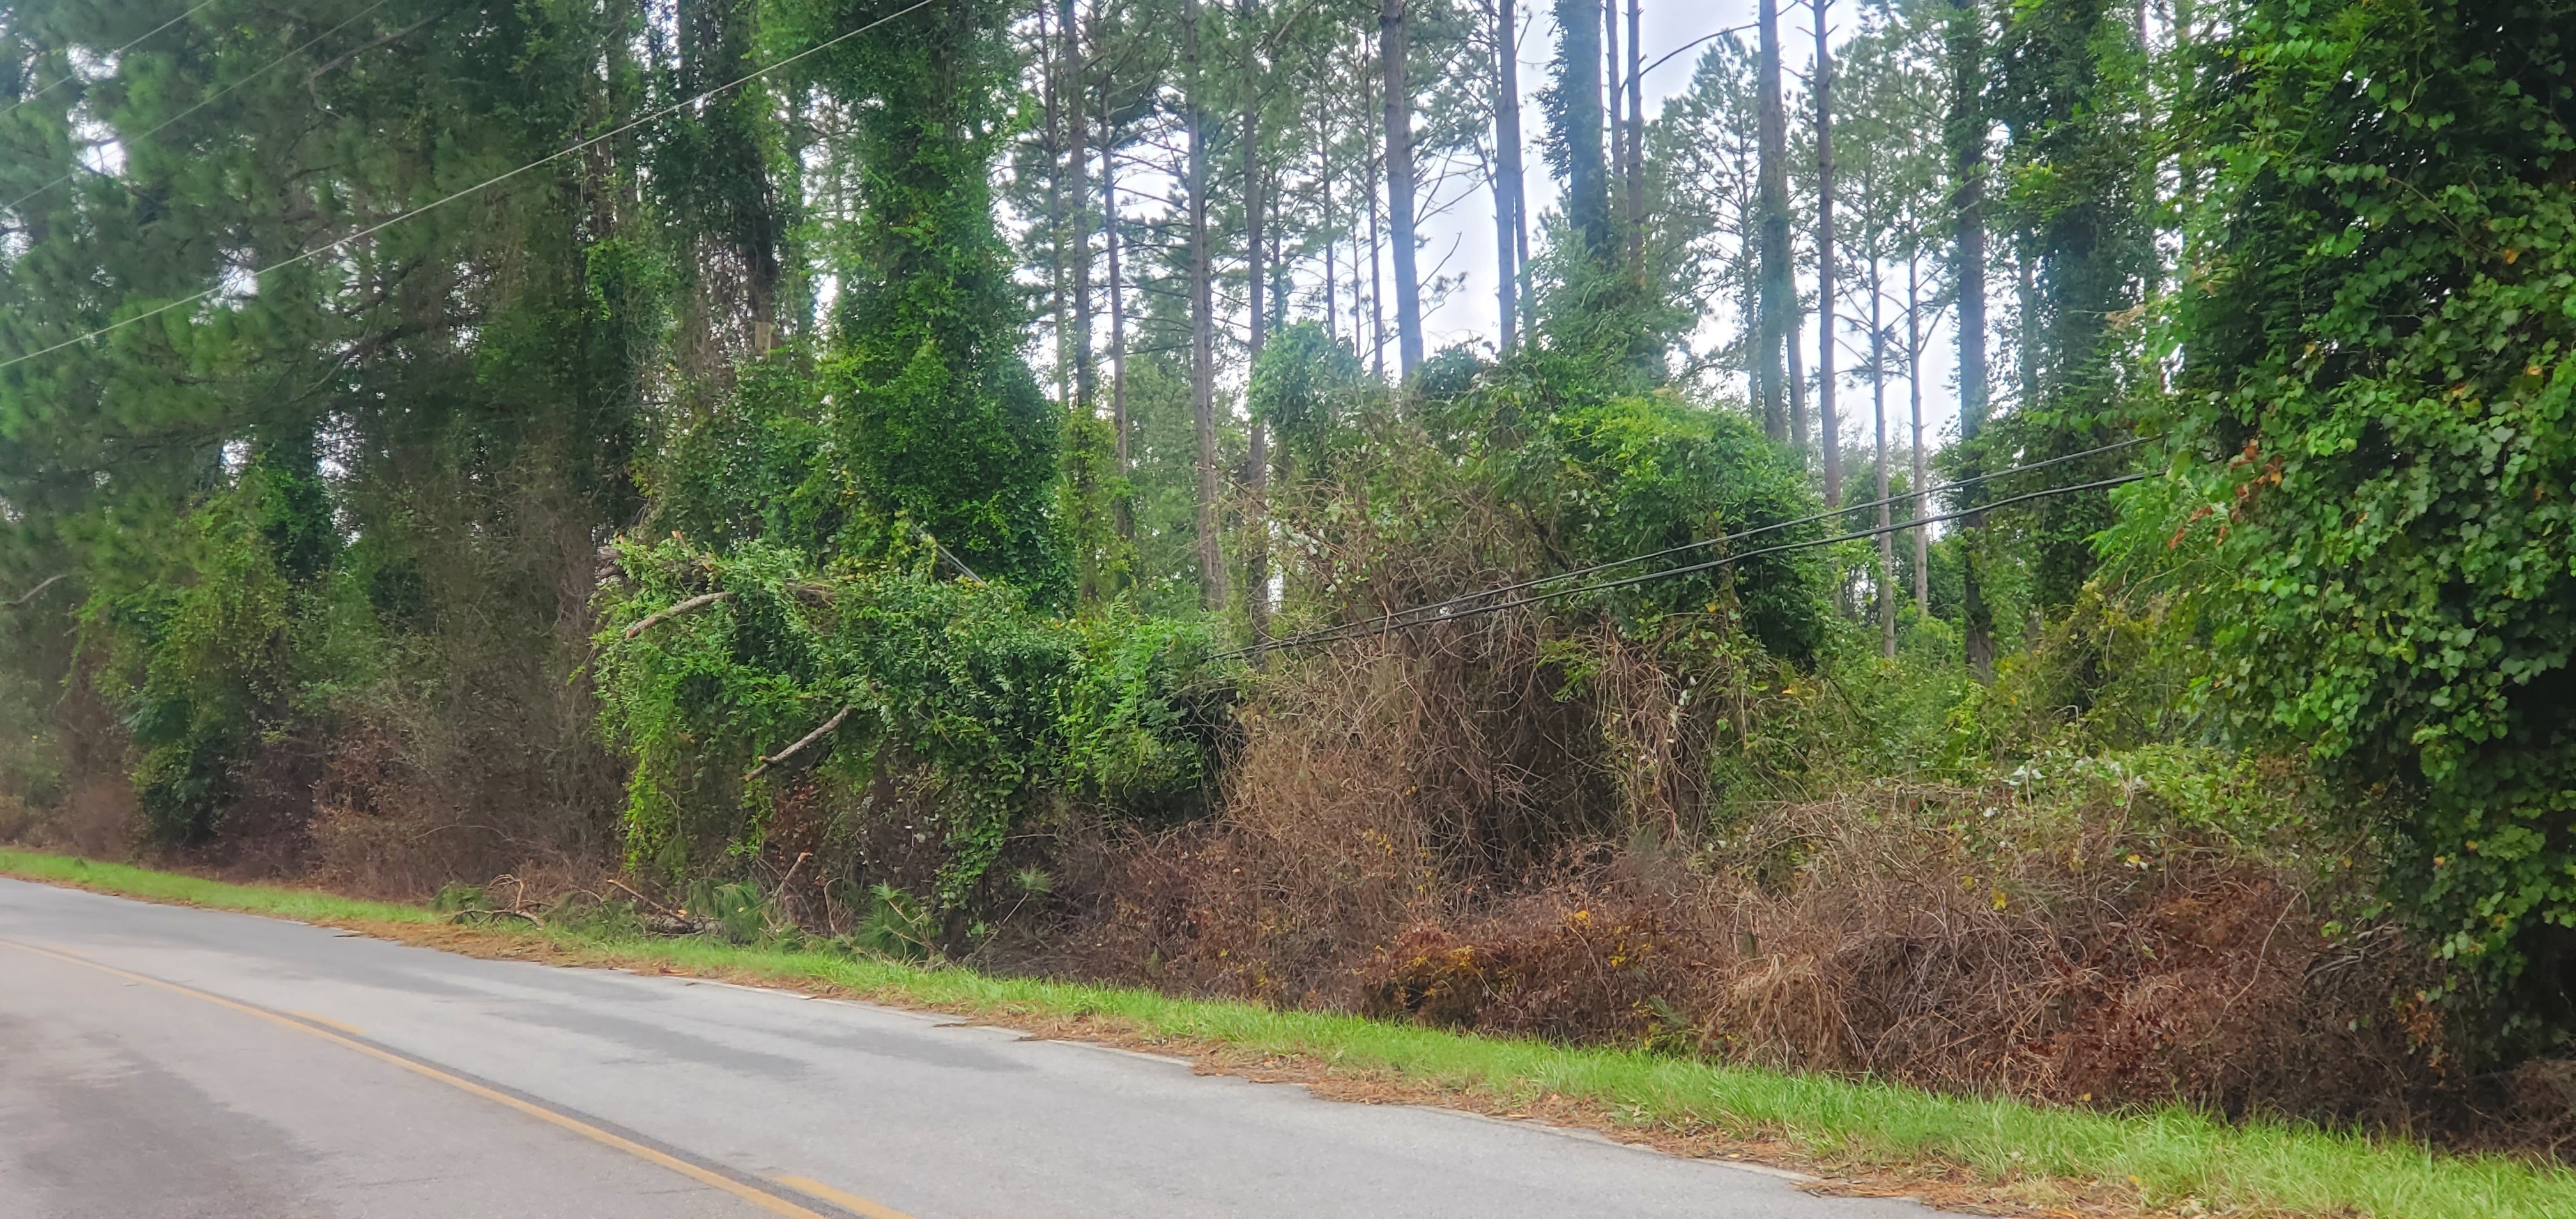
[593, 536, 1210, 915]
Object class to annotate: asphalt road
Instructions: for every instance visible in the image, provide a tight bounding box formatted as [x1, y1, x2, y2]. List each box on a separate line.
[0, 877, 1933, 1218]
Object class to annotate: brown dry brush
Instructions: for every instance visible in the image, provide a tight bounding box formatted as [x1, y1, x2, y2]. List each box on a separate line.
[1045, 613, 2569, 1148]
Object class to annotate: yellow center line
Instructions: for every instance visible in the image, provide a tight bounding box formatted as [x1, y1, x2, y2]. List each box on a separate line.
[0, 937, 908, 1219]
[774, 1176, 921, 1219]
[286, 1008, 369, 1036]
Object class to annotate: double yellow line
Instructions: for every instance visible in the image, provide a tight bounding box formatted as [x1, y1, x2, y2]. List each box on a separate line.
[0, 937, 914, 1219]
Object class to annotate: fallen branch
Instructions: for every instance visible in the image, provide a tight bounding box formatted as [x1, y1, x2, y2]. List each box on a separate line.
[606, 877, 678, 915]
[772, 851, 813, 907]
[622, 590, 732, 639]
[446, 907, 543, 927]
[3, 573, 66, 609]
[745, 705, 854, 781]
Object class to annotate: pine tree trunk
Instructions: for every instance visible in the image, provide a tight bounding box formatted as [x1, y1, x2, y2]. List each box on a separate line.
[1368, 54, 1387, 382]
[1815, 0, 1839, 507]
[1063, 0, 1093, 413]
[1492, 0, 1524, 351]
[1604, 0, 1623, 243]
[1907, 250, 1929, 613]
[1623, 0, 1644, 274]
[1948, 0, 1993, 675]
[1321, 117, 1338, 343]
[1756, 0, 1791, 445]
[1042, 0, 1070, 406]
[1382, 0, 1423, 379]
[1100, 65, 1132, 544]
[1788, 309, 1808, 457]
[1872, 254, 1895, 657]
[1186, 0, 1225, 610]
[1243, 0, 1269, 648]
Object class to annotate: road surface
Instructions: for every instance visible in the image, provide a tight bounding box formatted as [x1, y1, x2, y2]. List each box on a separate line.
[0, 876, 1933, 1218]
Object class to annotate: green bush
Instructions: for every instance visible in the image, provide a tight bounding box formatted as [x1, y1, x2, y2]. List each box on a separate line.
[592, 537, 1211, 914]
[2131, 0, 2576, 1044]
[1418, 355, 1835, 664]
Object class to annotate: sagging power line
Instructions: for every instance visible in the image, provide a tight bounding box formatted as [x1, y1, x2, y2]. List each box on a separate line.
[1217, 433, 2154, 660]
[1217, 467, 2150, 661]
[0, 0, 220, 125]
[1, 0, 406, 218]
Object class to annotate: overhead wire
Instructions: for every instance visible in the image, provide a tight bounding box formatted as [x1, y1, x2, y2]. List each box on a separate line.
[0, 0, 222, 125]
[1261, 433, 2156, 644]
[1, 0, 401, 218]
[1216, 468, 2154, 662]
[0, 0, 940, 373]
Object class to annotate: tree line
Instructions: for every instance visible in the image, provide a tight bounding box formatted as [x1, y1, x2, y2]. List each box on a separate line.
[0, 0, 2570, 1046]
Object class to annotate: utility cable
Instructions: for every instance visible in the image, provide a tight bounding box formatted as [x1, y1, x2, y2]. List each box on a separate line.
[1, 0, 401, 218]
[0, 0, 222, 125]
[1218, 471, 2149, 661]
[1280, 433, 2156, 643]
[0, 0, 939, 373]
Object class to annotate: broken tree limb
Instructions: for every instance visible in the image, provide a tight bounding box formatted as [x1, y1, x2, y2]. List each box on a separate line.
[3, 574, 66, 609]
[744, 705, 854, 782]
[621, 590, 732, 639]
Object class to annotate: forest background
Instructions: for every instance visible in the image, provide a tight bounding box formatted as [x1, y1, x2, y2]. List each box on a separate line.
[0, 0, 2571, 1150]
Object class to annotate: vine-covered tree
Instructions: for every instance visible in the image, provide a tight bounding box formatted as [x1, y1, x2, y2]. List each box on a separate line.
[2136, 0, 2576, 1045]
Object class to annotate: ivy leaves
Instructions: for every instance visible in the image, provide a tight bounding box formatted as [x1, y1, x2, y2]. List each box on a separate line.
[2153, 0, 2576, 1036]
[594, 538, 1207, 912]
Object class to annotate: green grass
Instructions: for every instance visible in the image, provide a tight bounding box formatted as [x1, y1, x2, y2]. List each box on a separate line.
[4, 848, 2566, 1218]
[0, 850, 442, 924]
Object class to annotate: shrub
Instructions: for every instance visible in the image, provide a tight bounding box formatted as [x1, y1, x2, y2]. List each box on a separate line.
[592, 536, 1212, 920]
[2131, 0, 2576, 1045]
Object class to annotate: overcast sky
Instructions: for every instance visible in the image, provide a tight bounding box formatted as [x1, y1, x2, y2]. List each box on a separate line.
[1418, 0, 1761, 352]
[1399, 0, 1965, 462]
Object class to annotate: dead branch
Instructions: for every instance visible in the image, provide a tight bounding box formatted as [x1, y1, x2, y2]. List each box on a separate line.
[772, 851, 813, 905]
[745, 705, 854, 781]
[3, 573, 66, 608]
[446, 907, 543, 927]
[621, 591, 732, 639]
[607, 877, 677, 915]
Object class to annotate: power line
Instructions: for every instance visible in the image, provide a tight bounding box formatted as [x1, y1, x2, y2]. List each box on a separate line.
[1637, 22, 1756, 84]
[2, 0, 402, 218]
[0, 0, 222, 125]
[1259, 433, 2154, 648]
[0, 0, 940, 374]
[1218, 470, 2150, 661]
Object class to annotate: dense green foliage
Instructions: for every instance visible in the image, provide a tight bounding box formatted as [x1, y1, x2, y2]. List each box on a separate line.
[594, 538, 1208, 912]
[788, 0, 1065, 590]
[1416, 357, 1834, 663]
[0, 0, 656, 857]
[2134, 0, 2576, 1036]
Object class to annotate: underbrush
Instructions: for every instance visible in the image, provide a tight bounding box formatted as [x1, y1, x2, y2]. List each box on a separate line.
[1036, 617, 2573, 1153]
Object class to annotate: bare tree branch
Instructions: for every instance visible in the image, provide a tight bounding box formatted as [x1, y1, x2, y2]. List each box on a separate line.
[620, 591, 733, 639]
[745, 705, 855, 781]
[3, 574, 66, 609]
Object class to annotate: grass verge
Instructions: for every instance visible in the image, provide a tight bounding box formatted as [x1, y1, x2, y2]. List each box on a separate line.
[3, 847, 2565, 1219]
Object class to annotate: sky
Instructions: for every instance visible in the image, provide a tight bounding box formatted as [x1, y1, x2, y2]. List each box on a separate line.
[1404, 0, 1967, 461]
[1417, 0, 1763, 353]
